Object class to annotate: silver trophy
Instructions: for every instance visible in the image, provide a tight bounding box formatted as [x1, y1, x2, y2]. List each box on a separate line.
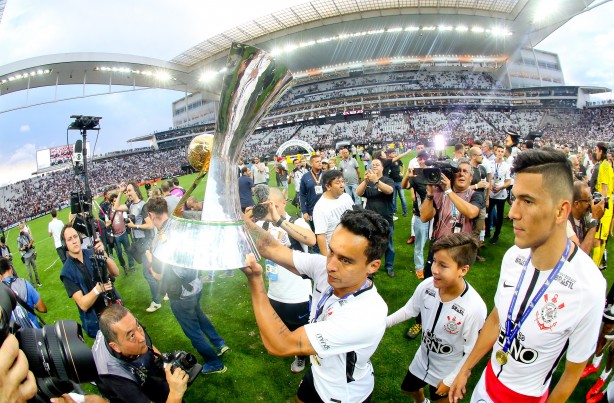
[152, 43, 293, 270]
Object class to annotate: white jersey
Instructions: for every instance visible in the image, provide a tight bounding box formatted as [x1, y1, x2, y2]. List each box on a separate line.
[477, 245, 605, 398]
[294, 252, 388, 403]
[489, 160, 511, 199]
[409, 157, 420, 169]
[312, 194, 354, 251]
[387, 278, 486, 387]
[258, 215, 311, 304]
[48, 218, 65, 249]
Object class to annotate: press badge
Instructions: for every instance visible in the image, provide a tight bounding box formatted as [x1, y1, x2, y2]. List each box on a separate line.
[315, 185, 323, 194]
[453, 221, 463, 233]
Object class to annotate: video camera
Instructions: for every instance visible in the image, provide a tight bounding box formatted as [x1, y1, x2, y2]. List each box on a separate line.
[419, 158, 460, 185]
[155, 350, 202, 385]
[0, 283, 98, 401]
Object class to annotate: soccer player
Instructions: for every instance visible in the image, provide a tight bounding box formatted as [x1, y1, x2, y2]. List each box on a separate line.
[449, 148, 606, 402]
[387, 233, 486, 403]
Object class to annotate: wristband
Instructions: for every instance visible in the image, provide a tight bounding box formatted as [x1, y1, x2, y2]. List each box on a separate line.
[93, 285, 100, 296]
[444, 189, 452, 196]
[374, 180, 380, 186]
[275, 216, 286, 227]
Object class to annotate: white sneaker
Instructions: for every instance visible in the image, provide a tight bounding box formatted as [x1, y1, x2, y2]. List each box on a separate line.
[146, 302, 162, 312]
[163, 294, 169, 301]
[291, 356, 305, 374]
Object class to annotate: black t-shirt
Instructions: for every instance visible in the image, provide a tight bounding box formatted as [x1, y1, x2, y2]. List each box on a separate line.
[388, 160, 403, 182]
[409, 175, 429, 216]
[99, 373, 169, 403]
[470, 164, 487, 194]
[363, 176, 395, 225]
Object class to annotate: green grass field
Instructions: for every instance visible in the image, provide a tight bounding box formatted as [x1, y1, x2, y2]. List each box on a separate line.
[8, 150, 613, 402]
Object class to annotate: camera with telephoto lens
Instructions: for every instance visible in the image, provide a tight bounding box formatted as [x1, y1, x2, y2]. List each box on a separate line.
[593, 192, 610, 210]
[420, 159, 460, 185]
[0, 283, 98, 401]
[156, 350, 202, 385]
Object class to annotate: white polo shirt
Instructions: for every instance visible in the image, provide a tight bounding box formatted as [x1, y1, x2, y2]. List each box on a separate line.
[474, 245, 605, 398]
[387, 278, 486, 387]
[312, 194, 354, 251]
[294, 252, 387, 403]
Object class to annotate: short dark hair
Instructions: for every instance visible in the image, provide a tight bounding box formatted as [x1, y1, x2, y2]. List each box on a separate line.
[597, 142, 608, 160]
[524, 140, 534, 149]
[241, 166, 249, 174]
[109, 193, 118, 203]
[0, 236, 5, 244]
[127, 181, 143, 201]
[172, 177, 180, 186]
[572, 180, 589, 203]
[505, 146, 513, 154]
[322, 169, 344, 189]
[310, 154, 320, 162]
[0, 257, 12, 276]
[147, 197, 168, 216]
[512, 148, 573, 202]
[472, 139, 483, 146]
[60, 224, 73, 242]
[431, 233, 478, 267]
[51, 209, 57, 218]
[339, 209, 389, 262]
[100, 304, 131, 345]
[160, 181, 171, 192]
[455, 143, 464, 152]
[493, 143, 504, 150]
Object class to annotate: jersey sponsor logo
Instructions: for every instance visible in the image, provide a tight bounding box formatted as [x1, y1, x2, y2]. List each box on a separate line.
[443, 316, 462, 335]
[316, 333, 331, 350]
[555, 273, 576, 290]
[425, 288, 436, 298]
[451, 304, 465, 316]
[535, 293, 565, 331]
[423, 329, 453, 355]
[515, 255, 527, 266]
[497, 327, 538, 364]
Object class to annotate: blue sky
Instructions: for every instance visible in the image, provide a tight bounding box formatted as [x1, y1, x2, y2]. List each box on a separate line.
[0, 0, 612, 186]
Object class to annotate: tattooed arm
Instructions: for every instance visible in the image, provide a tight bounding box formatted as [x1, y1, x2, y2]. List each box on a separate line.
[243, 254, 316, 357]
[244, 209, 300, 275]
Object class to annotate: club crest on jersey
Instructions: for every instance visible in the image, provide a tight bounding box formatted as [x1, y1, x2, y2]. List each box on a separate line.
[515, 255, 527, 266]
[443, 316, 462, 334]
[535, 293, 565, 331]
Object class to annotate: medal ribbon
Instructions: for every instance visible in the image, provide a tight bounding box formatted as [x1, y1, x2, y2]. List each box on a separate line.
[502, 240, 571, 354]
[311, 170, 322, 185]
[312, 280, 370, 323]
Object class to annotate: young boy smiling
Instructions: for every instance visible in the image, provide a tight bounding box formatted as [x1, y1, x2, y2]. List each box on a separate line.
[386, 233, 486, 403]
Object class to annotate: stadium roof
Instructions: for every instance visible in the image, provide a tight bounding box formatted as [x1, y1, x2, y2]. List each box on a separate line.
[0, 0, 607, 108]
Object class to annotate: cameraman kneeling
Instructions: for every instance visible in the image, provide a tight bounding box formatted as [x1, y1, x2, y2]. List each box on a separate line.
[93, 304, 188, 403]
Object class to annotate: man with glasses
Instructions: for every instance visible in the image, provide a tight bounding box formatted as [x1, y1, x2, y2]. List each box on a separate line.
[568, 180, 604, 254]
[313, 170, 354, 255]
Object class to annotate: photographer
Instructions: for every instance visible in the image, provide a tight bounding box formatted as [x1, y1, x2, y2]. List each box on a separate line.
[108, 193, 135, 274]
[251, 187, 316, 373]
[1, 257, 47, 329]
[92, 304, 188, 403]
[145, 197, 229, 375]
[568, 180, 605, 255]
[420, 158, 484, 279]
[0, 236, 13, 262]
[17, 227, 40, 287]
[60, 225, 120, 338]
[113, 182, 159, 313]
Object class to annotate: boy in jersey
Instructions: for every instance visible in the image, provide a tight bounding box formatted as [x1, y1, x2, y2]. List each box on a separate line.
[387, 233, 486, 402]
[449, 148, 606, 403]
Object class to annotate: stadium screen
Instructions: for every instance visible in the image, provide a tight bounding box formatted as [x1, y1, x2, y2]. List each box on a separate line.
[36, 142, 91, 170]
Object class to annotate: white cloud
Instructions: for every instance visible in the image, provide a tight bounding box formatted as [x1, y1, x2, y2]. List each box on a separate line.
[19, 125, 30, 132]
[0, 144, 37, 186]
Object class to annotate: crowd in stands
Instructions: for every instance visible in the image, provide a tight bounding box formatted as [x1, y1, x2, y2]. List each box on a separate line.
[0, 148, 184, 227]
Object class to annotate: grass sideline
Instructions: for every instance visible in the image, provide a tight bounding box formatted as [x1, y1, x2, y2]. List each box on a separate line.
[7, 150, 613, 402]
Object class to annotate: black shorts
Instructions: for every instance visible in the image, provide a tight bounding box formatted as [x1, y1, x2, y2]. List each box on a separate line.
[297, 368, 373, 403]
[401, 369, 446, 400]
[269, 298, 310, 331]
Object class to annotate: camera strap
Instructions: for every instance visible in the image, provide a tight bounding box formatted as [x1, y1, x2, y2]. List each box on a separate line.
[3, 278, 46, 326]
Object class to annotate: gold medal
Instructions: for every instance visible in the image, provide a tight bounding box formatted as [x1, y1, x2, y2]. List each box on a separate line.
[496, 349, 508, 366]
